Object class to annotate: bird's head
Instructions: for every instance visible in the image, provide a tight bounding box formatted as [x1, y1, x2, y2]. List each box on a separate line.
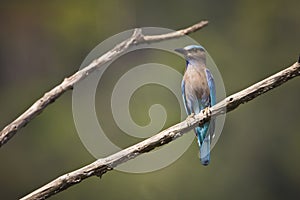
[175, 45, 206, 63]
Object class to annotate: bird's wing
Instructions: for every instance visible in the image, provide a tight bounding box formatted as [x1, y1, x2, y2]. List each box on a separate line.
[181, 79, 190, 115]
[205, 68, 216, 138]
[205, 68, 216, 106]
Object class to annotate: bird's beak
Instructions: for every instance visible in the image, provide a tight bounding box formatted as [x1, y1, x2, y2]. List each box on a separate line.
[175, 48, 187, 55]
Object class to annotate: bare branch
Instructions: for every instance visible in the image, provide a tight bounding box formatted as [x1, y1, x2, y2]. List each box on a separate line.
[0, 20, 208, 148]
[20, 60, 300, 200]
[142, 20, 208, 41]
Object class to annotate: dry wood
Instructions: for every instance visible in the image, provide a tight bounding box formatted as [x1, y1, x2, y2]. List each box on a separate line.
[21, 59, 300, 200]
[0, 21, 208, 147]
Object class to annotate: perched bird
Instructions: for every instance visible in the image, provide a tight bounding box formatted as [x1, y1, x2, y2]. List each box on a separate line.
[175, 45, 216, 166]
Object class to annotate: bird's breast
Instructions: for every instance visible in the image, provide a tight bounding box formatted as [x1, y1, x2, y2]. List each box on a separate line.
[183, 67, 210, 100]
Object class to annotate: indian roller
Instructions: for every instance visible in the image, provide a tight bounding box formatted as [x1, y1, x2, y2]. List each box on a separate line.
[175, 45, 216, 166]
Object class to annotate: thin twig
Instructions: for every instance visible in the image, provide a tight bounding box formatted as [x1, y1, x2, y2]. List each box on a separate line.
[20, 59, 300, 200]
[0, 20, 209, 148]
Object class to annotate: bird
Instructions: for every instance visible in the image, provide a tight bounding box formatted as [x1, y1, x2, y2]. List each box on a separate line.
[175, 45, 216, 166]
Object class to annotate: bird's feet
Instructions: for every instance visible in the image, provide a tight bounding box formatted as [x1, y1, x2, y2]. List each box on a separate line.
[202, 107, 211, 118]
[186, 113, 195, 126]
[198, 107, 211, 126]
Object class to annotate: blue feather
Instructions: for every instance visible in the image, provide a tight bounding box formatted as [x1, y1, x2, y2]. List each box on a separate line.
[184, 45, 205, 51]
[205, 69, 216, 106]
[181, 80, 189, 115]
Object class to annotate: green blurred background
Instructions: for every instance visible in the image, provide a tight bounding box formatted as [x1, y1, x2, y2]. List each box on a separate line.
[1, 0, 300, 199]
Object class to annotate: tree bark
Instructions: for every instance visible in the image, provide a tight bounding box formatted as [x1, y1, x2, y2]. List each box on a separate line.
[20, 59, 300, 200]
[0, 21, 208, 148]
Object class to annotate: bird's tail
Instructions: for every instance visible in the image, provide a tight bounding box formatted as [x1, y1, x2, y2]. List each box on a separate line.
[199, 133, 210, 166]
[195, 119, 215, 166]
